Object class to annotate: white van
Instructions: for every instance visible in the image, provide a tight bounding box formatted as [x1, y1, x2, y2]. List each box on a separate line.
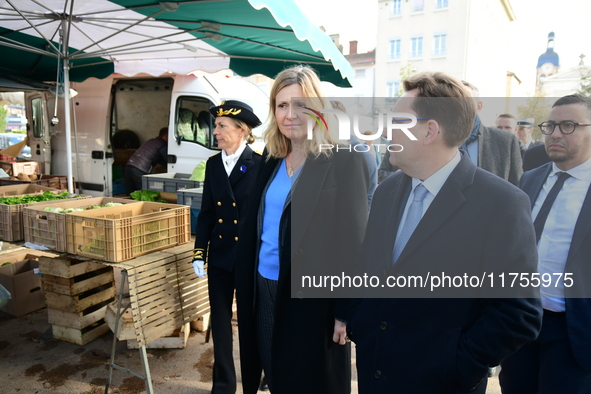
[25, 74, 269, 196]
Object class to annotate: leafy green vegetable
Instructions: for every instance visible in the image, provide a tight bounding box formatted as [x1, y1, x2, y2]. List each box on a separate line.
[43, 202, 123, 213]
[189, 161, 206, 181]
[0, 190, 72, 205]
[1, 262, 10, 266]
[130, 190, 167, 202]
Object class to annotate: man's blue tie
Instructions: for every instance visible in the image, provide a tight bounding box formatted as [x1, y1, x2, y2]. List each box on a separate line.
[393, 183, 429, 263]
[533, 171, 571, 243]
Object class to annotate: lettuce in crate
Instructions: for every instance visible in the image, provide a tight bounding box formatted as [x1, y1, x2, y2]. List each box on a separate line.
[130, 190, 167, 202]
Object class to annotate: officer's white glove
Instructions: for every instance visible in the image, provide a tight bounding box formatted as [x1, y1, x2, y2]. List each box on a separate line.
[192, 259, 206, 278]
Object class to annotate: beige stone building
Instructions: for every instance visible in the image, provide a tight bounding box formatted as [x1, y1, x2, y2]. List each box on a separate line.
[375, 0, 519, 99]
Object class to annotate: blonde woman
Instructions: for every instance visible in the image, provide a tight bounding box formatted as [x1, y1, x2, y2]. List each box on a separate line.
[237, 65, 369, 394]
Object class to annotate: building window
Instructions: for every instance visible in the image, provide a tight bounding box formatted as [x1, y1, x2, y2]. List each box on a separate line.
[392, 0, 402, 15]
[433, 33, 447, 57]
[387, 80, 400, 97]
[412, 0, 425, 12]
[389, 39, 401, 60]
[355, 68, 366, 78]
[436, 0, 448, 9]
[410, 37, 423, 59]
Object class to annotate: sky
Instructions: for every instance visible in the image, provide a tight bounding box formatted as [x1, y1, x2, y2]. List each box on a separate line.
[294, 0, 591, 93]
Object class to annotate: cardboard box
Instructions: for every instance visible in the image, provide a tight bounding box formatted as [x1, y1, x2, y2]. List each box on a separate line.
[0, 259, 45, 317]
[0, 249, 58, 317]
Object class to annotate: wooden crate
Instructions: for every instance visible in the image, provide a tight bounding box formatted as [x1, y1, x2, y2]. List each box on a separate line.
[48, 303, 110, 330]
[38, 255, 107, 278]
[24, 197, 139, 252]
[65, 202, 190, 263]
[45, 283, 115, 313]
[0, 160, 43, 176]
[42, 267, 114, 295]
[39, 254, 115, 345]
[0, 175, 73, 192]
[52, 319, 111, 346]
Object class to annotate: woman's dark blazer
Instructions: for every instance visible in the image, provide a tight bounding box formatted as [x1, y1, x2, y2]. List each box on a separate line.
[194, 145, 262, 271]
[237, 148, 369, 394]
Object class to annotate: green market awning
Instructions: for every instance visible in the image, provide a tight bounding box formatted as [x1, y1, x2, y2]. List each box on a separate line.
[0, 0, 353, 87]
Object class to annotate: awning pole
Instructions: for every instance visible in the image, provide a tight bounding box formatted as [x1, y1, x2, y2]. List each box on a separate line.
[63, 58, 73, 194]
[61, 19, 74, 194]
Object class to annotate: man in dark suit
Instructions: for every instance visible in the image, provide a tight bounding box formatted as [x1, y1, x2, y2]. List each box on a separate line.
[500, 94, 591, 393]
[523, 142, 552, 171]
[461, 81, 523, 185]
[347, 71, 542, 393]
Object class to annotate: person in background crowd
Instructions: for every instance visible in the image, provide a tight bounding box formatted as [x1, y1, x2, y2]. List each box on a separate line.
[523, 142, 552, 171]
[330, 100, 377, 208]
[191, 100, 263, 394]
[348, 71, 542, 394]
[460, 81, 523, 185]
[500, 94, 591, 393]
[495, 113, 518, 135]
[378, 149, 399, 182]
[238, 65, 369, 394]
[361, 130, 382, 168]
[124, 127, 168, 194]
[516, 117, 543, 151]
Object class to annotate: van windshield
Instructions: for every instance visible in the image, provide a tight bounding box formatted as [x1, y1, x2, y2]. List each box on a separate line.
[175, 97, 216, 149]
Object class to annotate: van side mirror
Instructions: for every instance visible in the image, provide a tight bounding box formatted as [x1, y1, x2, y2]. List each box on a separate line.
[176, 134, 182, 145]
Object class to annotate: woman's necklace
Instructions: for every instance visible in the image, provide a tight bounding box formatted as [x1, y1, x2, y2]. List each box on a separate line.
[287, 153, 305, 177]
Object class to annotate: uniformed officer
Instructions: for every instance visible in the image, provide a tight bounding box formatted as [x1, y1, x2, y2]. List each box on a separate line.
[517, 117, 541, 150]
[192, 100, 262, 394]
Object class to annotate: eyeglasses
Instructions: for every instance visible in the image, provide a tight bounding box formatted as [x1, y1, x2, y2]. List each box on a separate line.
[392, 118, 430, 124]
[538, 121, 591, 135]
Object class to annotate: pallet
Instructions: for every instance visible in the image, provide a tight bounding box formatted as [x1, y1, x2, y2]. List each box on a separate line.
[127, 323, 190, 349]
[104, 300, 136, 341]
[190, 312, 211, 332]
[52, 319, 111, 345]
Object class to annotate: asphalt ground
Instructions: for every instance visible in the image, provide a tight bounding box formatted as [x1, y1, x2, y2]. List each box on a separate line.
[0, 240, 502, 394]
[0, 307, 503, 394]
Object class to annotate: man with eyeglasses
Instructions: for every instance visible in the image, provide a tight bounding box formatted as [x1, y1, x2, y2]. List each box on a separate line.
[500, 94, 591, 393]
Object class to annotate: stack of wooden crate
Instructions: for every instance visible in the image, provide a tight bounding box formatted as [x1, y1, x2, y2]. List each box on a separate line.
[38, 254, 116, 345]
